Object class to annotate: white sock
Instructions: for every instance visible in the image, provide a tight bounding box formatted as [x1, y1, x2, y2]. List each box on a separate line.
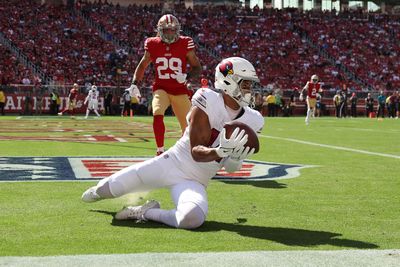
[85, 109, 90, 117]
[94, 109, 100, 116]
[307, 109, 313, 121]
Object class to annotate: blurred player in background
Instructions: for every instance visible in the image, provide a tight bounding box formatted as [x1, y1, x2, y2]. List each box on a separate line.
[104, 90, 113, 115]
[365, 93, 374, 117]
[84, 85, 101, 119]
[300, 74, 321, 125]
[82, 57, 263, 230]
[121, 89, 131, 117]
[350, 92, 358, 117]
[121, 85, 141, 117]
[58, 83, 79, 116]
[129, 86, 141, 117]
[377, 91, 386, 118]
[0, 88, 5, 115]
[315, 91, 322, 117]
[333, 90, 342, 118]
[127, 14, 201, 156]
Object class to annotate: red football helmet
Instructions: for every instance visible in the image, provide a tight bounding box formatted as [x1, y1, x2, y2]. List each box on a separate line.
[157, 14, 180, 44]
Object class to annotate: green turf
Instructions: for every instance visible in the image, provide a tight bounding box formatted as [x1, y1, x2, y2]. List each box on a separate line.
[0, 116, 399, 256]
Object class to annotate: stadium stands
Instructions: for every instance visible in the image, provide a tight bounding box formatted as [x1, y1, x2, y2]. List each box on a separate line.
[0, 0, 132, 87]
[0, 43, 35, 86]
[0, 1, 398, 116]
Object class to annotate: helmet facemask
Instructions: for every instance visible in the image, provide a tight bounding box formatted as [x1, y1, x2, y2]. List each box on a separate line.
[234, 80, 256, 108]
[229, 79, 257, 108]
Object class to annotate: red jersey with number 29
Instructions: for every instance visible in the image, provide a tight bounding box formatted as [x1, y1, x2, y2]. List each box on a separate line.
[145, 36, 195, 95]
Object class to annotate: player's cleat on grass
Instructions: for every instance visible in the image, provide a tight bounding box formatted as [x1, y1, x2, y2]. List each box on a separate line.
[81, 186, 102, 203]
[57, 112, 62, 116]
[115, 200, 160, 221]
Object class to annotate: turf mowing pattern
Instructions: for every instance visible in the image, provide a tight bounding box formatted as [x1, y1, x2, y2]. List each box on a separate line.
[0, 116, 399, 256]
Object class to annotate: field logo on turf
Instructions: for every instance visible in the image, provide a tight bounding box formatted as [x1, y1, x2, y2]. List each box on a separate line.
[0, 157, 313, 181]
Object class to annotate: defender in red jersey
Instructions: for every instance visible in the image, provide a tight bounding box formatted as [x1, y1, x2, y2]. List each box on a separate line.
[58, 83, 79, 116]
[127, 14, 201, 155]
[300, 75, 322, 125]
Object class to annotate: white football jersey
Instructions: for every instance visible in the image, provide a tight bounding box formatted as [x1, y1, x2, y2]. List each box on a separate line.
[168, 88, 264, 186]
[86, 90, 99, 110]
[87, 90, 99, 102]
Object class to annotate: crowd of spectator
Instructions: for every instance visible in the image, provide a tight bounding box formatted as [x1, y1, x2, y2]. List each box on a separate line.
[76, 2, 391, 91]
[0, 0, 134, 88]
[0, 43, 35, 85]
[0, 1, 399, 96]
[294, 10, 400, 91]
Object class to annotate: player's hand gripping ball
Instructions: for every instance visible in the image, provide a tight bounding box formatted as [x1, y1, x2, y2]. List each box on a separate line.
[224, 121, 259, 153]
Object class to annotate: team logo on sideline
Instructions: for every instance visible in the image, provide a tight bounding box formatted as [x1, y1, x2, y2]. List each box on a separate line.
[0, 157, 314, 182]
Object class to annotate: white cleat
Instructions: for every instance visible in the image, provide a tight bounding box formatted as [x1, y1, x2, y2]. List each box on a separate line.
[115, 200, 160, 221]
[81, 186, 102, 203]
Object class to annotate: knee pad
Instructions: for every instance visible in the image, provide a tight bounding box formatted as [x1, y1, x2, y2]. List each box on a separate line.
[176, 202, 205, 230]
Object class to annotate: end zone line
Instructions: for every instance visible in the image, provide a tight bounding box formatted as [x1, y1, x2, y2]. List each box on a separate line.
[260, 135, 400, 160]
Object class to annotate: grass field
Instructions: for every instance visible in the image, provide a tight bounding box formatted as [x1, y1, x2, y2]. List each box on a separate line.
[0, 115, 399, 257]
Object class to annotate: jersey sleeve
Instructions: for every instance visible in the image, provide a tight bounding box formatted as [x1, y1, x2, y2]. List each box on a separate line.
[144, 38, 151, 52]
[192, 88, 211, 114]
[186, 37, 195, 51]
[191, 88, 219, 126]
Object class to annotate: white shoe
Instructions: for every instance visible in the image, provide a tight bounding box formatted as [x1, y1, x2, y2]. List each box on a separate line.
[57, 112, 62, 116]
[84, 116, 88, 119]
[81, 186, 102, 203]
[115, 200, 160, 221]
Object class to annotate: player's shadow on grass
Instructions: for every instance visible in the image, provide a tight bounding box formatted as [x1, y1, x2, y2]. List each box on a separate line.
[198, 221, 378, 249]
[92, 210, 378, 249]
[219, 180, 287, 189]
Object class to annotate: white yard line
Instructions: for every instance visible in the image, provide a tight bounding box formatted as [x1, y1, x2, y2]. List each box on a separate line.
[333, 126, 400, 134]
[1, 250, 399, 267]
[260, 135, 400, 160]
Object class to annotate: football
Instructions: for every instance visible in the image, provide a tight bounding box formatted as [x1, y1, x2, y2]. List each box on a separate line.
[223, 121, 259, 153]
